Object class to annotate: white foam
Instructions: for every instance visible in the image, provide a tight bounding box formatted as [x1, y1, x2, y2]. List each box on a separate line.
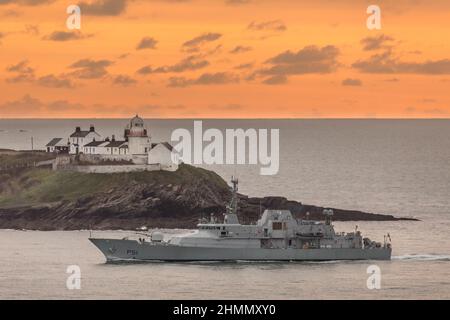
[393, 254, 450, 261]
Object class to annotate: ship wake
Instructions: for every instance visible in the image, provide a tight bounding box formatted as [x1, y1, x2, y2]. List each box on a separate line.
[392, 254, 450, 261]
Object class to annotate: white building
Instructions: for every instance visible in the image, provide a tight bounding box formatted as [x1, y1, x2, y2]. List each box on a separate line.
[46, 115, 177, 171]
[125, 115, 152, 155]
[148, 142, 179, 171]
[69, 125, 102, 154]
[83, 140, 109, 155]
[45, 138, 69, 153]
[83, 136, 129, 155]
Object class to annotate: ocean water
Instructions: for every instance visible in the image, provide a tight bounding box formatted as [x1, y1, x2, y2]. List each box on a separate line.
[0, 119, 449, 299]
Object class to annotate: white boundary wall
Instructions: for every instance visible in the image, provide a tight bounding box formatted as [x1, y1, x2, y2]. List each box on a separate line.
[59, 164, 162, 173]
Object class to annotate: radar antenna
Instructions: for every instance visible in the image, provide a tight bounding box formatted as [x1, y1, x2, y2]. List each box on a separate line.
[323, 208, 334, 225]
[227, 176, 239, 216]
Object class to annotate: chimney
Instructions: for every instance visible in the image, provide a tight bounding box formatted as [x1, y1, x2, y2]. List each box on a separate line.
[89, 125, 95, 132]
[112, 135, 115, 142]
[105, 136, 110, 141]
[75, 126, 81, 132]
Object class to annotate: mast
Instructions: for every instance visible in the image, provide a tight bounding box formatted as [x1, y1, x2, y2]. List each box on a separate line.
[227, 176, 239, 216]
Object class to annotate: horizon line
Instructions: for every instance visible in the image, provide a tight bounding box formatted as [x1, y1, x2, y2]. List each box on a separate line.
[1, 117, 450, 120]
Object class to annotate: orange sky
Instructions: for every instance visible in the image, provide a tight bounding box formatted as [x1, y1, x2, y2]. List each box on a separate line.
[1, 0, 450, 118]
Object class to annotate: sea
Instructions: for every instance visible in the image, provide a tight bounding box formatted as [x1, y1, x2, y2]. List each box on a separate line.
[0, 119, 449, 299]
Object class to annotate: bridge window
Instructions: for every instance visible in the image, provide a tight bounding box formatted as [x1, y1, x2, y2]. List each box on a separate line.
[272, 222, 282, 230]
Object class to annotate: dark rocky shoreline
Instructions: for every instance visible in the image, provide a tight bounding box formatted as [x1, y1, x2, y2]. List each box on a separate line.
[0, 161, 418, 230]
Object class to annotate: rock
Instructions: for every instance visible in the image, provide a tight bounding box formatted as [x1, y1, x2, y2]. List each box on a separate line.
[0, 162, 418, 230]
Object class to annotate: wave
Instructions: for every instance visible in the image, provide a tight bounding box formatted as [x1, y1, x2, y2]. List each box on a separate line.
[393, 254, 450, 261]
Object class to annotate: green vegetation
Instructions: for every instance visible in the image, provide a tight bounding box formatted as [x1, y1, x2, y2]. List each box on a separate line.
[0, 156, 229, 207]
[0, 151, 55, 168]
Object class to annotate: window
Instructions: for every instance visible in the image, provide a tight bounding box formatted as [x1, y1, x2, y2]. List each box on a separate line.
[272, 222, 282, 230]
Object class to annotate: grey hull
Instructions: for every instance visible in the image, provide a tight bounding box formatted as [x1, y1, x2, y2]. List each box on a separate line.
[90, 238, 392, 262]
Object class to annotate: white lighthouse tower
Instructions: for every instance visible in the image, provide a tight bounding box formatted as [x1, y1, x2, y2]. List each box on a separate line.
[125, 115, 151, 156]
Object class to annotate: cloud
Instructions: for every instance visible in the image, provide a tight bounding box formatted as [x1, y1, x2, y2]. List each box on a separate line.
[68, 58, 114, 79]
[0, 9, 22, 17]
[137, 55, 209, 75]
[423, 108, 448, 115]
[36, 74, 74, 88]
[200, 44, 223, 57]
[229, 45, 252, 54]
[385, 78, 399, 82]
[24, 24, 39, 36]
[6, 60, 34, 74]
[225, 0, 251, 5]
[168, 72, 239, 87]
[419, 98, 437, 103]
[361, 34, 394, 51]
[43, 30, 92, 41]
[257, 45, 340, 83]
[5, 60, 35, 83]
[136, 37, 158, 50]
[182, 33, 222, 51]
[0, 94, 43, 117]
[266, 45, 339, 66]
[0, 0, 54, 5]
[209, 103, 243, 110]
[78, 0, 127, 16]
[0, 95, 194, 118]
[166, 104, 186, 110]
[118, 53, 130, 59]
[342, 78, 362, 86]
[5, 60, 76, 88]
[262, 74, 287, 85]
[46, 99, 84, 112]
[352, 49, 450, 74]
[234, 62, 254, 70]
[405, 106, 449, 116]
[112, 74, 137, 86]
[248, 20, 286, 32]
[404, 107, 416, 114]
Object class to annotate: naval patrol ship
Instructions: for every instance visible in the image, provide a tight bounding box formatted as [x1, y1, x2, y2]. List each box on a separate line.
[90, 177, 392, 262]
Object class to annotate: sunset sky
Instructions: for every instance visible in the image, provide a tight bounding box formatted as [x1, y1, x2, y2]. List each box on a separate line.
[1, 0, 450, 118]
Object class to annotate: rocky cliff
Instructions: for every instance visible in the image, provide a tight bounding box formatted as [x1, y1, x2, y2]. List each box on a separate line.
[0, 157, 416, 230]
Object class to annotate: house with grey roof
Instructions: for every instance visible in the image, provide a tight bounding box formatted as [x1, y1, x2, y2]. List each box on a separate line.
[45, 115, 178, 172]
[45, 138, 69, 153]
[69, 125, 102, 154]
[83, 136, 129, 156]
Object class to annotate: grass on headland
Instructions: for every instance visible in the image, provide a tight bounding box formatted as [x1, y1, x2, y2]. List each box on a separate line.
[0, 162, 229, 207]
[0, 150, 55, 168]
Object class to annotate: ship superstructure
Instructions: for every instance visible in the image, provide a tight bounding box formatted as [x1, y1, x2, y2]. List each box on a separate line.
[90, 177, 392, 262]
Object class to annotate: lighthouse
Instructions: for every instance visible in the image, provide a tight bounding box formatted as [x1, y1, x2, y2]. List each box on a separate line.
[125, 115, 151, 155]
